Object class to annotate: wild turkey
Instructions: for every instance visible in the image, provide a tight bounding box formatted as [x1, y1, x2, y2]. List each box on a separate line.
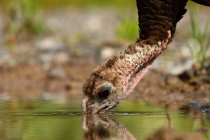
[82, 115, 136, 140]
[82, 0, 210, 114]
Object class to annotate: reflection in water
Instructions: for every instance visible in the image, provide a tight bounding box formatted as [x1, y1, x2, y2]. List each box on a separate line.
[82, 112, 206, 140]
[82, 114, 136, 140]
[0, 100, 209, 139]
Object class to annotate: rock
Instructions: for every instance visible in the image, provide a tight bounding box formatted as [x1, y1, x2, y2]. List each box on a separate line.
[86, 16, 103, 33]
[39, 52, 70, 65]
[38, 53, 54, 64]
[0, 93, 11, 101]
[0, 52, 16, 66]
[202, 78, 210, 84]
[189, 101, 200, 108]
[101, 47, 115, 59]
[178, 69, 195, 81]
[165, 75, 180, 85]
[197, 128, 210, 134]
[170, 59, 194, 75]
[37, 37, 68, 52]
[40, 92, 67, 104]
[53, 52, 69, 64]
[48, 67, 66, 79]
[205, 63, 210, 73]
[40, 92, 54, 101]
[197, 104, 210, 113]
[37, 37, 70, 65]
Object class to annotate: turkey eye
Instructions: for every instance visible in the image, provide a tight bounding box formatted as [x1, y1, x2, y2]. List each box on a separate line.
[98, 89, 110, 100]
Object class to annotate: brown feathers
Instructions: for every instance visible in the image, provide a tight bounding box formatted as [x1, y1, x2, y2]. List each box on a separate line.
[136, 0, 210, 45]
[136, 0, 188, 45]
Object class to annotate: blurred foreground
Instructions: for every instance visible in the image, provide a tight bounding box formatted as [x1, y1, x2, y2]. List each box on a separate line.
[0, 101, 209, 139]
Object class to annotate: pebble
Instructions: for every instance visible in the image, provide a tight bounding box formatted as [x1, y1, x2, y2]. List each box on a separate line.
[53, 52, 69, 64]
[86, 16, 103, 33]
[37, 37, 67, 52]
[197, 104, 210, 113]
[38, 53, 54, 63]
[48, 67, 66, 79]
[178, 69, 195, 81]
[0, 93, 11, 101]
[0, 52, 16, 66]
[101, 47, 115, 59]
[40, 92, 67, 104]
[205, 63, 210, 73]
[189, 102, 200, 108]
[202, 78, 210, 84]
[169, 59, 194, 75]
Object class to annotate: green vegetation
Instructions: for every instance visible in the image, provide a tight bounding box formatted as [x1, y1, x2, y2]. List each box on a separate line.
[5, 0, 45, 47]
[0, 100, 80, 112]
[115, 16, 139, 41]
[0, 0, 136, 9]
[187, 6, 210, 70]
[39, 0, 136, 9]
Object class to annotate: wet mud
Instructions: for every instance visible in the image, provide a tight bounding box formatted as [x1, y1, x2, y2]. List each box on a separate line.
[0, 60, 209, 112]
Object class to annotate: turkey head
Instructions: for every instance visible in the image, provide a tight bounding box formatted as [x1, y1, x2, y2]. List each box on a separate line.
[82, 39, 170, 114]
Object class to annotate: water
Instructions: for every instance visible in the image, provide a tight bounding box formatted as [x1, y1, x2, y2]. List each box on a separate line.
[0, 100, 210, 140]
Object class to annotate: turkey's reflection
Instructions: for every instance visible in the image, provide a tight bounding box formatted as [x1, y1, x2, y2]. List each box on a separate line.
[82, 114, 136, 140]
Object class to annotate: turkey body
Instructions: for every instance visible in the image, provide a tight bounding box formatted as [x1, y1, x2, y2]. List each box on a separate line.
[137, 0, 210, 45]
[137, 0, 188, 45]
[82, 0, 210, 114]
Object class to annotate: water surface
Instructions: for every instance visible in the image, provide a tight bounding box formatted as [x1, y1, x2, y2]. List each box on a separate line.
[0, 100, 209, 140]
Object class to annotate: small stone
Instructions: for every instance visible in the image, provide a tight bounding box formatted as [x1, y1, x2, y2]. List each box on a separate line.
[48, 67, 66, 79]
[165, 75, 180, 85]
[0, 93, 11, 101]
[202, 78, 210, 84]
[37, 37, 64, 52]
[205, 63, 210, 73]
[41, 92, 54, 101]
[178, 69, 194, 81]
[197, 104, 210, 113]
[38, 53, 54, 63]
[86, 16, 102, 32]
[53, 52, 69, 64]
[101, 47, 115, 59]
[0, 52, 16, 66]
[170, 59, 194, 75]
[189, 102, 200, 108]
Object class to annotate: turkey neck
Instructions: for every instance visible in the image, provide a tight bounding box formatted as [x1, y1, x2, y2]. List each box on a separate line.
[113, 41, 166, 97]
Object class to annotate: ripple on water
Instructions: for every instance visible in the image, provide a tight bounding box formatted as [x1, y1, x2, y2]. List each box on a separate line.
[0, 111, 185, 117]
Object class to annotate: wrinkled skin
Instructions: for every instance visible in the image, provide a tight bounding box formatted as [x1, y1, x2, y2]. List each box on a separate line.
[82, 31, 171, 114]
[82, 114, 136, 140]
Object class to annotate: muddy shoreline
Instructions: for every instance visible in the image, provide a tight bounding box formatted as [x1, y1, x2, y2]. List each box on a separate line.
[0, 61, 209, 111]
[0, 8, 210, 111]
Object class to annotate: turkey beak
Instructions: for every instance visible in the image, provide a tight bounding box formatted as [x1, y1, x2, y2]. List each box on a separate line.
[82, 85, 122, 114]
[82, 97, 113, 114]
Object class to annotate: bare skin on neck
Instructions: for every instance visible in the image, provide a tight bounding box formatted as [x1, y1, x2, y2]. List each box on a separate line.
[82, 31, 171, 114]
